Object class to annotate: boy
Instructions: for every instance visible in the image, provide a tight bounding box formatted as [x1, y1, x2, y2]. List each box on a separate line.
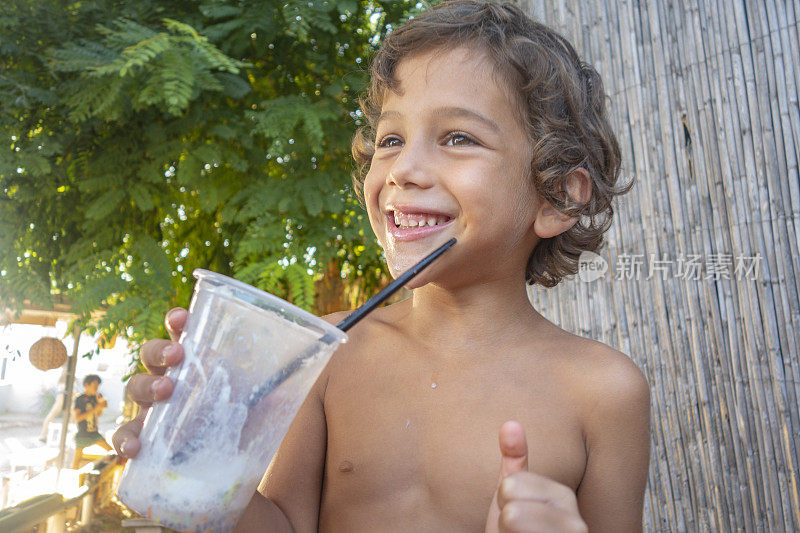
[72, 374, 112, 468]
[113, 1, 650, 531]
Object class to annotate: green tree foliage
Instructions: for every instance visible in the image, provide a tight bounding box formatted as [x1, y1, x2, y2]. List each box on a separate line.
[0, 0, 434, 353]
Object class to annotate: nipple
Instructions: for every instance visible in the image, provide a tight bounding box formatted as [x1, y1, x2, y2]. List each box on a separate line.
[338, 460, 354, 473]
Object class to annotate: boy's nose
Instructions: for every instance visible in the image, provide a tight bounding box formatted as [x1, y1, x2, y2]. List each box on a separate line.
[386, 141, 435, 190]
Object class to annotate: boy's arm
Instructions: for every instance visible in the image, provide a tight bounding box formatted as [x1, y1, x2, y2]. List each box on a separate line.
[72, 397, 96, 423]
[73, 407, 89, 422]
[95, 394, 107, 414]
[234, 377, 328, 533]
[234, 311, 349, 533]
[234, 492, 294, 532]
[576, 349, 651, 532]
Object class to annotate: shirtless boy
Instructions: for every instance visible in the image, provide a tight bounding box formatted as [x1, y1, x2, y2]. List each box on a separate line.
[113, 1, 651, 531]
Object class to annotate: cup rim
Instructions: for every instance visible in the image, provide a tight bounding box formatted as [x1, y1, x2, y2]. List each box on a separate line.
[192, 268, 347, 342]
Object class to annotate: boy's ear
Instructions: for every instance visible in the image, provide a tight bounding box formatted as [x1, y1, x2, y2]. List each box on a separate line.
[533, 167, 591, 239]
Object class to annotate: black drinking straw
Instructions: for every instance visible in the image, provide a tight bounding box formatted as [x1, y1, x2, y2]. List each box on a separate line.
[244, 237, 455, 409]
[336, 237, 456, 332]
[171, 238, 458, 463]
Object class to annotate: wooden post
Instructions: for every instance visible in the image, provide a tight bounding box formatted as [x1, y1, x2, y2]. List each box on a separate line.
[1, 476, 8, 509]
[56, 325, 81, 471]
[80, 492, 93, 526]
[45, 511, 66, 533]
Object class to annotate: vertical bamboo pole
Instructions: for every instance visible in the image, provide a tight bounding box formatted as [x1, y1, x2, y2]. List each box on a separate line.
[57, 325, 80, 472]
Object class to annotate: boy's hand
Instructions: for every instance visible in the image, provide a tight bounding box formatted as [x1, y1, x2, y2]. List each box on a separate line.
[111, 307, 187, 458]
[485, 421, 588, 533]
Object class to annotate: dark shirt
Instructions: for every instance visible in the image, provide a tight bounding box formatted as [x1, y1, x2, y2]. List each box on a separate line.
[74, 393, 98, 435]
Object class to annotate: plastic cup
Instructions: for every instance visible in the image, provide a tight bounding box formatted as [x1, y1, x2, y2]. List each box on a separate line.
[116, 269, 347, 532]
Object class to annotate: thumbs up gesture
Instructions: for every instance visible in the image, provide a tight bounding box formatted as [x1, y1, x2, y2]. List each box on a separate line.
[485, 421, 588, 533]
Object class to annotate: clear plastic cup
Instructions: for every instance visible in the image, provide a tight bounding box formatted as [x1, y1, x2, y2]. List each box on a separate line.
[116, 269, 347, 532]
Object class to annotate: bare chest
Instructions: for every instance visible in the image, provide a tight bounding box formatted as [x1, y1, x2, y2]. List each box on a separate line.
[318, 349, 587, 531]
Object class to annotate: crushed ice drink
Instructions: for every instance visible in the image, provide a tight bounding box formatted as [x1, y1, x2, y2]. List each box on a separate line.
[116, 269, 347, 532]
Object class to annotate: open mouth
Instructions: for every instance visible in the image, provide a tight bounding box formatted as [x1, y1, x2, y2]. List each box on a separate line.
[389, 210, 454, 229]
[385, 209, 455, 241]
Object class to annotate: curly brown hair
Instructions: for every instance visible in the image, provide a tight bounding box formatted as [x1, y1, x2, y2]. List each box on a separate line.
[351, 0, 633, 287]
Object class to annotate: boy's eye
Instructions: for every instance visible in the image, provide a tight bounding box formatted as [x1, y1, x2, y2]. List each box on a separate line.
[444, 132, 476, 146]
[377, 136, 402, 148]
[376, 132, 477, 148]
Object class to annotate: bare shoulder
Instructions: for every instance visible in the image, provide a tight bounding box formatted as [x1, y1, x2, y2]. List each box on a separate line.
[322, 300, 410, 343]
[563, 334, 651, 477]
[515, 314, 650, 418]
[318, 301, 409, 373]
[319, 309, 372, 361]
[530, 320, 650, 432]
[538, 321, 649, 405]
[567, 333, 650, 420]
[321, 310, 352, 326]
[320, 297, 409, 330]
[576, 338, 650, 414]
[554, 335, 651, 530]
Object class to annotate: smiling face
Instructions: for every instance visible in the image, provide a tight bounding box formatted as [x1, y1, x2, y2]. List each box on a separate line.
[363, 46, 540, 289]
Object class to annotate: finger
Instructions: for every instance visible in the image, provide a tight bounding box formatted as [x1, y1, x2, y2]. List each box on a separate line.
[165, 307, 188, 342]
[140, 338, 184, 374]
[497, 472, 580, 513]
[499, 500, 587, 533]
[126, 373, 175, 407]
[499, 420, 528, 479]
[112, 410, 147, 458]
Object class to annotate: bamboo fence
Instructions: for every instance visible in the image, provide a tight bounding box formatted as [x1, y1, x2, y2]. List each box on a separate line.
[516, 0, 800, 530]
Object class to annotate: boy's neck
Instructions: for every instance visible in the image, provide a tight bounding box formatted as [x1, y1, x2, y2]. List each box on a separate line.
[405, 275, 549, 352]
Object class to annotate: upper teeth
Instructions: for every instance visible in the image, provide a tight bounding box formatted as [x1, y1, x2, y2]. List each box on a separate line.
[393, 211, 450, 228]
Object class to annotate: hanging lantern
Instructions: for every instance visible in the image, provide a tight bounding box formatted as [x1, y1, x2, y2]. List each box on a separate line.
[29, 337, 68, 371]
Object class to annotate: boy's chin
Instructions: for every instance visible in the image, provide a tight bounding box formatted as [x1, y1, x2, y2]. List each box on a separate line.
[385, 252, 425, 280]
[385, 257, 440, 290]
[382, 239, 457, 289]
